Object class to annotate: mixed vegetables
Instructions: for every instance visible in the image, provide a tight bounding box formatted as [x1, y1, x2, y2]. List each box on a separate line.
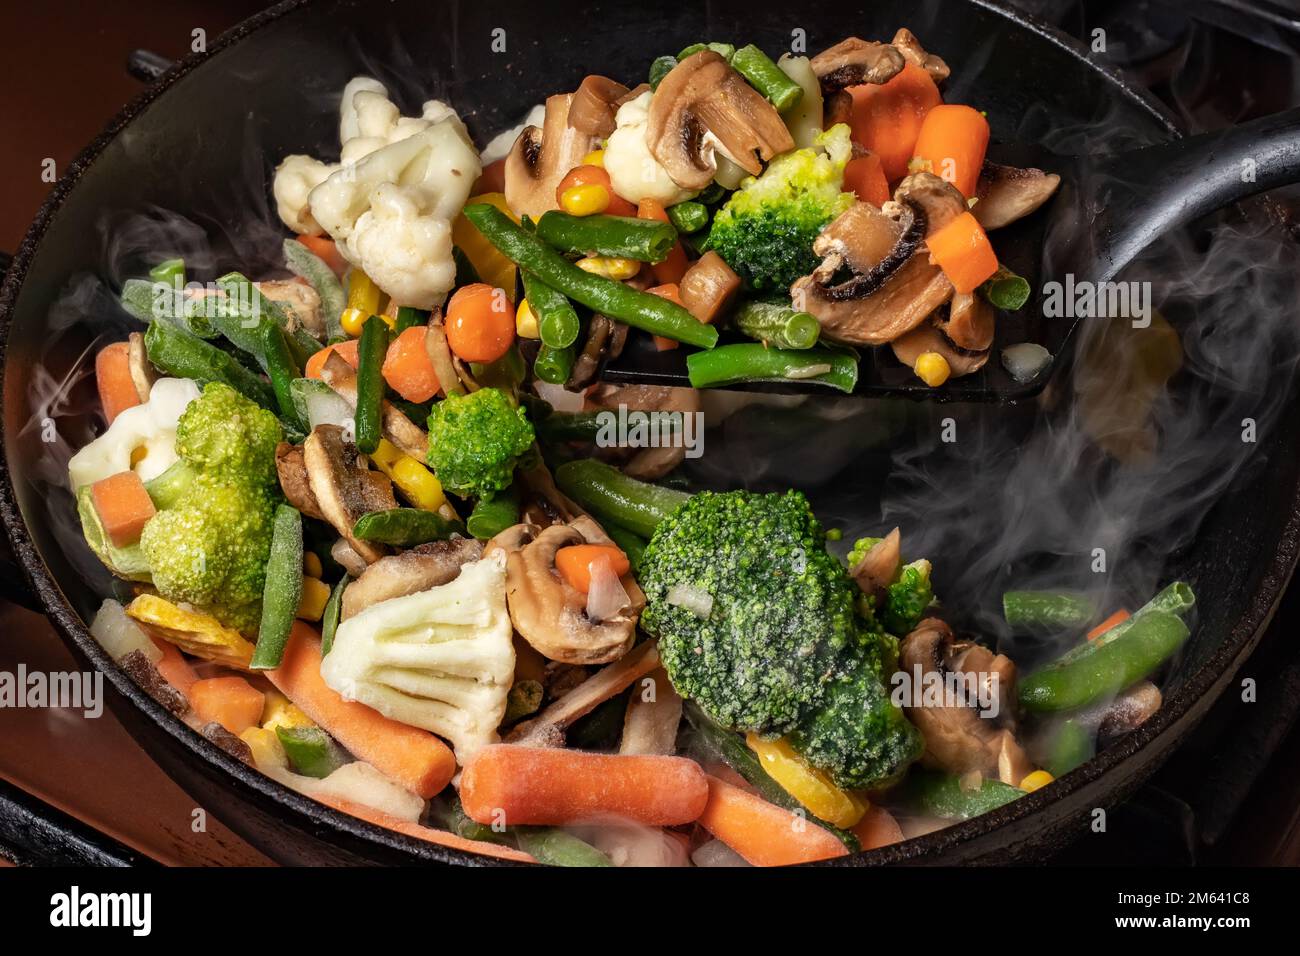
[72, 30, 1187, 866]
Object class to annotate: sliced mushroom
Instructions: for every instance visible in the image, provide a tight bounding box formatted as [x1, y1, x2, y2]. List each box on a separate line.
[302, 423, 396, 565]
[275, 441, 325, 520]
[584, 383, 702, 480]
[1070, 680, 1163, 742]
[890, 314, 990, 378]
[972, 162, 1062, 230]
[341, 537, 483, 619]
[515, 451, 585, 525]
[567, 314, 629, 389]
[939, 290, 995, 352]
[505, 93, 595, 220]
[568, 75, 632, 139]
[318, 350, 429, 460]
[423, 317, 466, 397]
[126, 331, 156, 403]
[890, 28, 950, 84]
[501, 517, 645, 665]
[646, 51, 794, 190]
[620, 665, 683, 756]
[120, 648, 190, 717]
[824, 89, 854, 128]
[809, 37, 906, 92]
[256, 278, 323, 336]
[849, 528, 901, 598]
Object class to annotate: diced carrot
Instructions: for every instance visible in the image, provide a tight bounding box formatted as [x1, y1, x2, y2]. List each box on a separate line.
[638, 199, 689, 284]
[296, 234, 348, 276]
[556, 165, 637, 216]
[912, 104, 990, 198]
[314, 794, 536, 863]
[151, 637, 198, 695]
[843, 152, 891, 207]
[850, 804, 905, 850]
[473, 157, 507, 196]
[1087, 608, 1131, 641]
[697, 774, 850, 866]
[847, 63, 943, 182]
[924, 211, 999, 294]
[647, 284, 683, 351]
[460, 745, 710, 826]
[304, 338, 360, 380]
[189, 676, 265, 736]
[267, 623, 456, 798]
[89, 471, 155, 548]
[445, 283, 515, 363]
[382, 326, 442, 403]
[95, 342, 142, 424]
[555, 544, 630, 593]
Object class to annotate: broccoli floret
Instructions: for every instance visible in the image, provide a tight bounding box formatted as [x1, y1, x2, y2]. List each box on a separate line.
[882, 559, 933, 635]
[705, 124, 855, 292]
[846, 535, 883, 569]
[138, 383, 282, 633]
[426, 388, 534, 500]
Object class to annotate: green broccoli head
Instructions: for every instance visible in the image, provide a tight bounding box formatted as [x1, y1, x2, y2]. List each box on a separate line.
[175, 382, 282, 486]
[846, 535, 883, 569]
[705, 124, 855, 292]
[639, 489, 858, 735]
[882, 559, 933, 635]
[426, 388, 535, 501]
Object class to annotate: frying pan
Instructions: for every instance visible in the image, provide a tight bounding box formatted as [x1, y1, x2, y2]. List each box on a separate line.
[2, 0, 1298, 865]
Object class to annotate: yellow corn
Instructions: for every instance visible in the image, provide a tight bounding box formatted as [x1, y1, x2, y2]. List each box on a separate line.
[303, 551, 322, 579]
[297, 576, 331, 621]
[745, 733, 868, 828]
[582, 149, 605, 167]
[516, 299, 540, 339]
[452, 192, 518, 297]
[340, 307, 368, 337]
[1019, 770, 1054, 793]
[576, 255, 640, 280]
[371, 438, 447, 512]
[914, 351, 951, 387]
[239, 726, 287, 771]
[560, 183, 611, 217]
[346, 268, 382, 315]
[261, 689, 315, 732]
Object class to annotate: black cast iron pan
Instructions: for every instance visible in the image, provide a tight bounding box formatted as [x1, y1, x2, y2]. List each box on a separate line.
[1, 0, 1299, 865]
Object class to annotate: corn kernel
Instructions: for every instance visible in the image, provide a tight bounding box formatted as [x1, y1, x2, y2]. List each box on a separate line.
[303, 551, 323, 579]
[340, 307, 368, 337]
[297, 576, 331, 621]
[1019, 770, 1054, 792]
[576, 256, 641, 280]
[516, 299, 540, 339]
[560, 183, 611, 217]
[582, 149, 605, 167]
[914, 351, 951, 387]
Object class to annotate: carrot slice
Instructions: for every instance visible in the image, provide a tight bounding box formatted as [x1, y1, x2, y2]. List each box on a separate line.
[924, 211, 999, 293]
[647, 284, 683, 351]
[314, 794, 536, 864]
[296, 234, 348, 276]
[554, 544, 630, 593]
[304, 338, 360, 380]
[90, 471, 156, 548]
[95, 342, 142, 424]
[638, 199, 689, 285]
[382, 326, 442, 403]
[847, 63, 943, 182]
[844, 152, 891, 207]
[268, 623, 456, 798]
[189, 676, 265, 735]
[697, 774, 850, 866]
[1087, 608, 1131, 641]
[850, 804, 905, 850]
[150, 637, 198, 695]
[445, 283, 515, 363]
[460, 745, 709, 827]
[912, 104, 991, 198]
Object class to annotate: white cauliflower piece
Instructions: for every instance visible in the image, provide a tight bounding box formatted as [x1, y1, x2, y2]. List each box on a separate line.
[273, 154, 339, 235]
[338, 75, 389, 142]
[604, 90, 698, 206]
[68, 377, 200, 489]
[320, 554, 515, 762]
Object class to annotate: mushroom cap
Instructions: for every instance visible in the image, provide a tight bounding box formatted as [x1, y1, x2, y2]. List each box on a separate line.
[809, 37, 906, 92]
[973, 162, 1063, 231]
[504, 93, 595, 220]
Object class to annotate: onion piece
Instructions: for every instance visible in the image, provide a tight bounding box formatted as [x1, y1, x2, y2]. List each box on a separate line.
[691, 839, 751, 867]
[305, 387, 355, 432]
[424, 322, 466, 396]
[534, 379, 585, 413]
[586, 555, 631, 622]
[1001, 342, 1051, 382]
[90, 598, 161, 664]
[666, 583, 713, 618]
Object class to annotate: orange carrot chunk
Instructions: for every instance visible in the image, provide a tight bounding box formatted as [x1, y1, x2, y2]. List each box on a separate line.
[382, 326, 442, 402]
[268, 623, 456, 798]
[850, 804, 905, 850]
[90, 471, 156, 548]
[296, 234, 348, 276]
[304, 339, 360, 380]
[445, 283, 515, 363]
[460, 745, 710, 827]
[847, 63, 943, 182]
[638, 199, 690, 285]
[1087, 608, 1131, 641]
[925, 211, 1000, 294]
[912, 104, 991, 198]
[189, 676, 266, 735]
[95, 342, 142, 424]
[843, 152, 891, 207]
[646, 284, 684, 351]
[698, 774, 850, 866]
[555, 544, 630, 593]
[150, 638, 199, 695]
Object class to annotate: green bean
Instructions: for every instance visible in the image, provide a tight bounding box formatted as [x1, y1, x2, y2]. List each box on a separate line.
[697, 182, 728, 206]
[275, 726, 346, 778]
[143, 320, 277, 409]
[514, 828, 612, 867]
[1052, 582, 1195, 669]
[214, 272, 320, 372]
[667, 201, 709, 234]
[470, 343, 528, 392]
[554, 459, 690, 538]
[353, 314, 387, 454]
[120, 278, 215, 338]
[462, 204, 718, 349]
[250, 504, 304, 669]
[258, 320, 305, 431]
[535, 410, 604, 443]
[352, 508, 462, 547]
[535, 211, 676, 264]
[467, 487, 520, 540]
[892, 770, 1024, 821]
[444, 799, 510, 844]
[1042, 719, 1094, 777]
[733, 300, 821, 350]
[731, 44, 804, 112]
[678, 41, 735, 62]
[1018, 609, 1190, 713]
[648, 55, 677, 89]
[320, 573, 349, 656]
[603, 523, 648, 573]
[521, 272, 580, 348]
[394, 306, 429, 334]
[979, 267, 1032, 311]
[1002, 590, 1097, 633]
[533, 344, 576, 385]
[283, 238, 345, 339]
[148, 258, 185, 286]
[686, 342, 857, 392]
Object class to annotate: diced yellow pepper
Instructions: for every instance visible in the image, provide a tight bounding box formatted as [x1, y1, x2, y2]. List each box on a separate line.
[515, 299, 540, 339]
[745, 733, 868, 828]
[303, 551, 323, 579]
[914, 351, 951, 387]
[240, 726, 288, 771]
[370, 438, 447, 512]
[582, 149, 605, 167]
[261, 689, 316, 733]
[453, 192, 518, 298]
[1019, 770, 1054, 792]
[297, 576, 331, 621]
[346, 268, 383, 315]
[125, 594, 255, 670]
[576, 256, 641, 280]
[559, 183, 611, 217]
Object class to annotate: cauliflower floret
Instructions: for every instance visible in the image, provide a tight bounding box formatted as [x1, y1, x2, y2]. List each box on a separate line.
[349, 183, 457, 309]
[273, 154, 340, 235]
[67, 377, 200, 489]
[604, 90, 697, 207]
[338, 75, 389, 142]
[321, 554, 515, 762]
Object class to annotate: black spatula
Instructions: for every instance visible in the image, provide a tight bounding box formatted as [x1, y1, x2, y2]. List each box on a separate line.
[602, 106, 1300, 402]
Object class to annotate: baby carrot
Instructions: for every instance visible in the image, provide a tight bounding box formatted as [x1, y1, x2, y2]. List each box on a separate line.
[843, 152, 891, 207]
[697, 773, 850, 866]
[445, 283, 515, 363]
[315, 794, 537, 864]
[295, 234, 348, 276]
[850, 804, 905, 851]
[912, 104, 991, 198]
[460, 745, 710, 827]
[556, 165, 637, 217]
[555, 544, 630, 593]
[638, 199, 689, 285]
[847, 63, 942, 181]
[150, 637, 198, 696]
[95, 342, 142, 424]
